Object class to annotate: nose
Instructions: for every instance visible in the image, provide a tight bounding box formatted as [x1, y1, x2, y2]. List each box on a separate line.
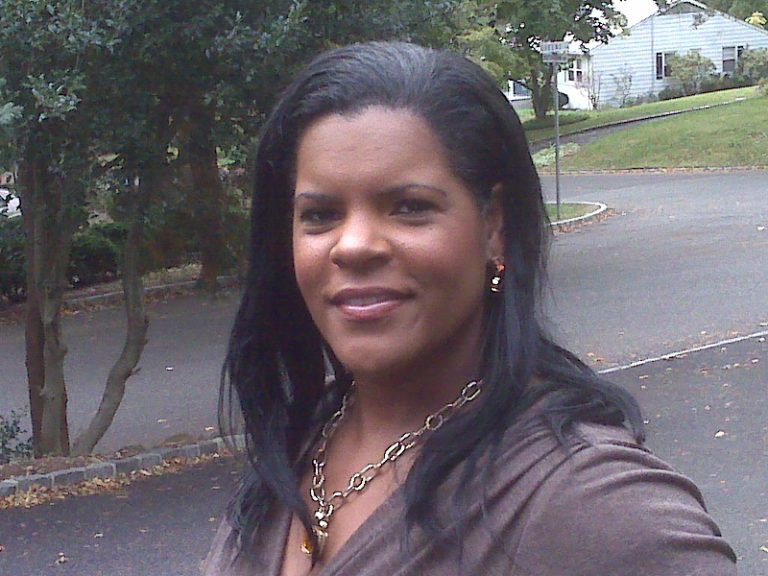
[329, 212, 390, 270]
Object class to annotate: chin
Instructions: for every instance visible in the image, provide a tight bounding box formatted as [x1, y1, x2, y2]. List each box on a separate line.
[333, 345, 417, 381]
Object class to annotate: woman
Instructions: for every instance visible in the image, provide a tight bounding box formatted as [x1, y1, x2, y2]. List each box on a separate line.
[205, 42, 736, 575]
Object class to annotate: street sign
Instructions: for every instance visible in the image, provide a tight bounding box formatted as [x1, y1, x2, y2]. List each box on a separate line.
[541, 41, 569, 54]
[542, 53, 569, 64]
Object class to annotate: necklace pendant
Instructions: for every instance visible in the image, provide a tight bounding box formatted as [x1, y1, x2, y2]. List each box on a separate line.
[301, 525, 328, 557]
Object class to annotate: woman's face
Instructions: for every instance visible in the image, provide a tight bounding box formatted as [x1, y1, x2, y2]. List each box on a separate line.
[292, 106, 503, 381]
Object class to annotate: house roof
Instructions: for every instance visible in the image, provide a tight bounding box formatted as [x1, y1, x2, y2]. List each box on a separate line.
[589, 0, 768, 55]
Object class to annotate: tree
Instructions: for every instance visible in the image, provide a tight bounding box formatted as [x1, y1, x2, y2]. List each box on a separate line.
[161, 0, 465, 293]
[611, 65, 634, 106]
[587, 71, 604, 109]
[746, 10, 768, 26]
[0, 0, 467, 456]
[469, 0, 629, 118]
[0, 0, 130, 455]
[706, 0, 768, 22]
[668, 51, 716, 95]
[740, 47, 768, 80]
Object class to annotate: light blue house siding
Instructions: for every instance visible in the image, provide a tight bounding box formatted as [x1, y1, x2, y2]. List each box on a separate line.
[559, 0, 768, 108]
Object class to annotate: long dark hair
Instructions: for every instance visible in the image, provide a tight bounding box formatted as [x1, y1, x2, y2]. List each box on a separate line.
[220, 41, 644, 563]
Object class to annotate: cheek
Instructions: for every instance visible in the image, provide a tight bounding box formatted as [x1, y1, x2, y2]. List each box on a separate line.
[414, 232, 489, 297]
[292, 237, 323, 303]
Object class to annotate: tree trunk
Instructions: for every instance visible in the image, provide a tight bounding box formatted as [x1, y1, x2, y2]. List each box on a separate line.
[39, 290, 70, 456]
[21, 154, 75, 456]
[18, 161, 45, 456]
[186, 102, 226, 295]
[529, 64, 554, 120]
[71, 175, 149, 455]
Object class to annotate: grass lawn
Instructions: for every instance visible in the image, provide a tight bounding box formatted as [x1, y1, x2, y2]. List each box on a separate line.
[559, 94, 768, 170]
[523, 86, 758, 143]
[545, 202, 597, 221]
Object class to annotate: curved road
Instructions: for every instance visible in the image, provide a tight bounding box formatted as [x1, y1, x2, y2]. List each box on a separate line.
[0, 170, 766, 574]
[0, 171, 766, 453]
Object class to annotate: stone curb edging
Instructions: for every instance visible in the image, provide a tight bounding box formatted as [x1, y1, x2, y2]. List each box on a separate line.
[64, 274, 240, 309]
[549, 201, 608, 227]
[0, 435, 246, 499]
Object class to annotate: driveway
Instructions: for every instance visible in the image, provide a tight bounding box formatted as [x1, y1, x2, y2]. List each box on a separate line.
[541, 171, 768, 367]
[0, 171, 765, 574]
[0, 172, 766, 452]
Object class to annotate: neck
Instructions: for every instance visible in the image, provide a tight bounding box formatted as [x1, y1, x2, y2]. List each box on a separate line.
[346, 351, 482, 439]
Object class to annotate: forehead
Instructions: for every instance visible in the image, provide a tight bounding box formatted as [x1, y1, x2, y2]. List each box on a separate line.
[294, 106, 454, 191]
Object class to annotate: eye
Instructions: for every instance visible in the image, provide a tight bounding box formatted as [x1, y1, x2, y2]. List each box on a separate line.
[297, 207, 341, 227]
[392, 198, 436, 217]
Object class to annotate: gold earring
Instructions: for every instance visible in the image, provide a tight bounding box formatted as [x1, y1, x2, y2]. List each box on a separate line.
[490, 261, 505, 293]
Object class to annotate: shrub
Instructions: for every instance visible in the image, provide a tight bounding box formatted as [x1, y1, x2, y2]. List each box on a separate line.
[668, 52, 715, 95]
[0, 217, 26, 306]
[0, 410, 33, 465]
[759, 78, 768, 97]
[658, 86, 685, 101]
[68, 222, 124, 286]
[740, 48, 768, 83]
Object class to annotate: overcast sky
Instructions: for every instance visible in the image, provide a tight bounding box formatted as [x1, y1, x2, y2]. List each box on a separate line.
[616, 0, 659, 26]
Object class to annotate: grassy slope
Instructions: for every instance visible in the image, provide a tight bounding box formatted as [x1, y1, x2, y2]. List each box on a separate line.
[522, 86, 758, 143]
[560, 95, 768, 170]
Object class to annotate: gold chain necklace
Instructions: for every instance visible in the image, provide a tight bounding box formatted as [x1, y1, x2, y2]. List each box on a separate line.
[301, 379, 482, 557]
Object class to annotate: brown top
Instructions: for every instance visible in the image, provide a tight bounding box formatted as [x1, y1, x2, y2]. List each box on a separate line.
[202, 423, 737, 576]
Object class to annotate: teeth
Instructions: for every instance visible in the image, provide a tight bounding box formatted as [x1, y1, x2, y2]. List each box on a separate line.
[345, 296, 390, 306]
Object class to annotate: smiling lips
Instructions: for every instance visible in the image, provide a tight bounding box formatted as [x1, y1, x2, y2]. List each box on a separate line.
[330, 288, 412, 321]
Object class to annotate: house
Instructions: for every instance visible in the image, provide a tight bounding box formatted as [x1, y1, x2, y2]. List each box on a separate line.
[558, 0, 768, 109]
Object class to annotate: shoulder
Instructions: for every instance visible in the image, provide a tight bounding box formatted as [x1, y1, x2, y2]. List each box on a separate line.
[496, 422, 737, 576]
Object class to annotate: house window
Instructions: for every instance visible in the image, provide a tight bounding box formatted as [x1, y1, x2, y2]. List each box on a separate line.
[722, 45, 745, 73]
[656, 51, 675, 80]
[567, 58, 584, 83]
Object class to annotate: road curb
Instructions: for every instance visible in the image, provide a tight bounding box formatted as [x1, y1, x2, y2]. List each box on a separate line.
[549, 201, 607, 227]
[0, 435, 245, 499]
[0, 274, 241, 325]
[64, 274, 240, 310]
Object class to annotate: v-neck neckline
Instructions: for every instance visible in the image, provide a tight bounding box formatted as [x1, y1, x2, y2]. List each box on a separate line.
[273, 483, 405, 576]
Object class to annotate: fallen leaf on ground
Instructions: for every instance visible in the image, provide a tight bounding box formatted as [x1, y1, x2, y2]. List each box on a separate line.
[1, 453, 224, 510]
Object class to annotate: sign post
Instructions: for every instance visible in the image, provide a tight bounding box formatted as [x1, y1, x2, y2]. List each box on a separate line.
[541, 41, 570, 222]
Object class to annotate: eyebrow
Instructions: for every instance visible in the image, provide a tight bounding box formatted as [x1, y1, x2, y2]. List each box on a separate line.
[294, 183, 448, 202]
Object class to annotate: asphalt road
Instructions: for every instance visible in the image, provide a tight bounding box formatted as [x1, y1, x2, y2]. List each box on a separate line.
[0, 337, 763, 575]
[542, 171, 768, 367]
[0, 456, 242, 576]
[1, 171, 765, 454]
[609, 336, 767, 575]
[0, 171, 766, 574]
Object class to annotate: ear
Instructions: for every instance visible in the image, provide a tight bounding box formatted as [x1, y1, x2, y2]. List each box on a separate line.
[483, 183, 505, 261]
